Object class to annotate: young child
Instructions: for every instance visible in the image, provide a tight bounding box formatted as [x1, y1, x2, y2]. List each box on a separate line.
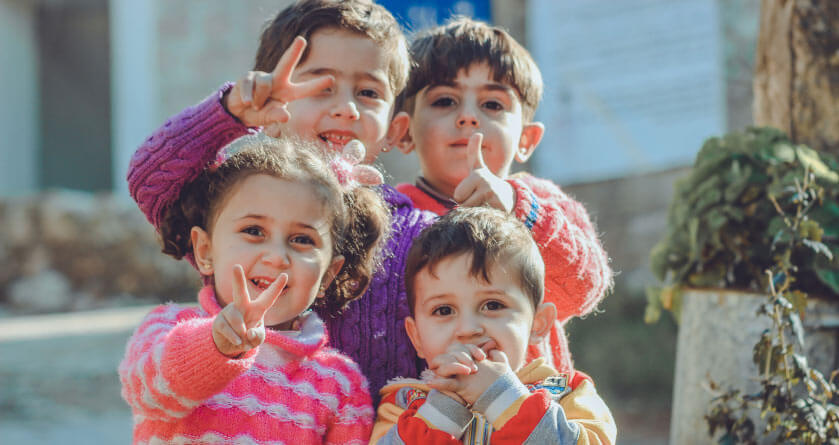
[371, 207, 616, 444]
[394, 17, 613, 373]
[128, 0, 435, 400]
[120, 137, 390, 443]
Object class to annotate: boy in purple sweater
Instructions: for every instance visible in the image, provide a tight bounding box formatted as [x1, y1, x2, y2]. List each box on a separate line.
[128, 0, 433, 400]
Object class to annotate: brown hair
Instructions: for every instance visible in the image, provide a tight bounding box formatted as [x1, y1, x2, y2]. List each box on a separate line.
[399, 16, 543, 121]
[159, 136, 390, 315]
[254, 0, 410, 96]
[404, 206, 544, 316]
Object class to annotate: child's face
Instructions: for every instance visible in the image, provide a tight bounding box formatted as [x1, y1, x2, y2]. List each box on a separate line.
[274, 27, 397, 163]
[192, 174, 344, 328]
[402, 63, 543, 197]
[405, 253, 554, 372]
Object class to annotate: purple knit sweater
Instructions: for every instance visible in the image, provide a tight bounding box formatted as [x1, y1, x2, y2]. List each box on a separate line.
[127, 85, 435, 401]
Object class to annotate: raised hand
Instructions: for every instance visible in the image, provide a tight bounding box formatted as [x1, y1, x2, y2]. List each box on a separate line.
[225, 36, 335, 130]
[452, 133, 516, 213]
[212, 265, 287, 358]
[428, 346, 512, 406]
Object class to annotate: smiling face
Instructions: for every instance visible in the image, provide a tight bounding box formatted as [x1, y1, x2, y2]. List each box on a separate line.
[405, 253, 555, 372]
[403, 63, 543, 197]
[192, 174, 344, 328]
[272, 27, 397, 163]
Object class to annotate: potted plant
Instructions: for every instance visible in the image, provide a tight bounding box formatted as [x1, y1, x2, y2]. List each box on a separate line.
[645, 127, 839, 443]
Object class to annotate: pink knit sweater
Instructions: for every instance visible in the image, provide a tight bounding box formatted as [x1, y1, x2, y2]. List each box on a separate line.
[119, 286, 373, 444]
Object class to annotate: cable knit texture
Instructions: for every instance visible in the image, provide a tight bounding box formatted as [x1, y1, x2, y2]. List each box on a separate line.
[126, 85, 437, 403]
[119, 286, 373, 444]
[396, 175, 614, 375]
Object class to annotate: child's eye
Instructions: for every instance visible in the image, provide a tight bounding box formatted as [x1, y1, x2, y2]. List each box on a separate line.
[290, 234, 315, 246]
[359, 89, 380, 99]
[483, 100, 504, 111]
[431, 305, 453, 316]
[483, 300, 505, 311]
[242, 226, 264, 237]
[431, 97, 456, 107]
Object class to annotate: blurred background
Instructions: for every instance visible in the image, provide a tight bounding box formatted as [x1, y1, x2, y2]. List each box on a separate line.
[0, 0, 762, 442]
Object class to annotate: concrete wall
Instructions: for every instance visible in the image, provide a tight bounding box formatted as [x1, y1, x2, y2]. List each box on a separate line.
[0, 0, 38, 196]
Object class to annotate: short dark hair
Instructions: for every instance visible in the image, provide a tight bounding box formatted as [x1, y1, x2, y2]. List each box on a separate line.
[404, 206, 544, 315]
[159, 136, 390, 315]
[399, 17, 543, 120]
[254, 0, 409, 96]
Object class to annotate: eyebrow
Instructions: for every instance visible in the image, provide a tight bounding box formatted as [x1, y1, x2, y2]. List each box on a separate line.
[430, 80, 513, 92]
[300, 67, 388, 86]
[235, 214, 320, 232]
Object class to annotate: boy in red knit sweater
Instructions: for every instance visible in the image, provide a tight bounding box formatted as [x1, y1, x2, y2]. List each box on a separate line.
[370, 207, 616, 444]
[392, 18, 613, 373]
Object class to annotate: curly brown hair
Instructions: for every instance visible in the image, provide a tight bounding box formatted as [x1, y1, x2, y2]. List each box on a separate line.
[158, 136, 390, 315]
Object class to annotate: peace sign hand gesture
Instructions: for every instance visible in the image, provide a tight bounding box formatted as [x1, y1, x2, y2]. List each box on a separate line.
[452, 133, 516, 213]
[224, 36, 334, 133]
[212, 265, 287, 358]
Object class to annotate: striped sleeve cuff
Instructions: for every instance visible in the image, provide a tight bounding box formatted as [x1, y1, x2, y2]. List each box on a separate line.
[472, 371, 530, 430]
[415, 390, 474, 438]
[508, 178, 540, 230]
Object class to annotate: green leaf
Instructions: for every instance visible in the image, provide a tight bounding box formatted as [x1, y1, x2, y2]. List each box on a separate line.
[802, 239, 834, 261]
[815, 268, 839, 294]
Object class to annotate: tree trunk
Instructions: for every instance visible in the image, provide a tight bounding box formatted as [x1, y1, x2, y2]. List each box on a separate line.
[753, 0, 839, 154]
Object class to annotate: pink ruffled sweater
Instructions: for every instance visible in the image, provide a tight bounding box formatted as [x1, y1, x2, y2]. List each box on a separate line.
[119, 286, 373, 444]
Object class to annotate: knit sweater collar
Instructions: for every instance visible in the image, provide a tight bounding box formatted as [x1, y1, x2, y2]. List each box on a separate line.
[197, 285, 328, 358]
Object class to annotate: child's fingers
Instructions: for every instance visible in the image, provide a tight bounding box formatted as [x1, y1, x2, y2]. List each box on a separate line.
[466, 133, 485, 171]
[262, 102, 292, 125]
[272, 36, 307, 86]
[427, 377, 460, 394]
[239, 72, 256, 106]
[216, 312, 245, 346]
[252, 72, 274, 110]
[245, 324, 266, 348]
[487, 349, 509, 364]
[452, 173, 479, 204]
[465, 343, 487, 362]
[231, 265, 253, 312]
[251, 274, 287, 318]
[436, 362, 475, 377]
[458, 186, 491, 208]
[286, 75, 334, 102]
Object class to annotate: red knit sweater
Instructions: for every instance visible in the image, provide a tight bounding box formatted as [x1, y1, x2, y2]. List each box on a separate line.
[396, 173, 613, 373]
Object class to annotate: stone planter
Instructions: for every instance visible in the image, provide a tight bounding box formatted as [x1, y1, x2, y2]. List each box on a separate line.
[670, 288, 839, 444]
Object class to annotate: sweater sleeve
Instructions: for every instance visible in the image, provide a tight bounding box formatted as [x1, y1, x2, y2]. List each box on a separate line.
[372, 387, 472, 444]
[324, 355, 375, 444]
[126, 83, 253, 230]
[508, 174, 613, 322]
[472, 373, 616, 445]
[118, 304, 257, 422]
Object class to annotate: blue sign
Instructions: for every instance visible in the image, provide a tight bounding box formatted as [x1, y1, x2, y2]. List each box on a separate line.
[379, 0, 492, 32]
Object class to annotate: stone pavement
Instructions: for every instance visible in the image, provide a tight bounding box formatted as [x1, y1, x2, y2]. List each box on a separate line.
[0, 306, 153, 444]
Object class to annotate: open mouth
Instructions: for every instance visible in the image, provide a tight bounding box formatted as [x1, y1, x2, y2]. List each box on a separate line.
[318, 132, 356, 151]
[478, 339, 498, 354]
[250, 278, 274, 291]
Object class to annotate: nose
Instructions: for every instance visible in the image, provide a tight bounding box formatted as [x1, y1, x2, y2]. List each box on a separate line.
[261, 243, 290, 269]
[455, 313, 484, 338]
[456, 105, 479, 129]
[330, 92, 360, 121]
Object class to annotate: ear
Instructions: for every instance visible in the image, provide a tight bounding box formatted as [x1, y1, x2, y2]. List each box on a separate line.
[515, 121, 544, 163]
[386, 111, 413, 154]
[529, 302, 557, 345]
[318, 255, 346, 298]
[190, 226, 214, 276]
[404, 316, 426, 359]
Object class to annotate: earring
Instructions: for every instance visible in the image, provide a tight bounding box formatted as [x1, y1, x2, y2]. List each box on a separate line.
[381, 145, 391, 153]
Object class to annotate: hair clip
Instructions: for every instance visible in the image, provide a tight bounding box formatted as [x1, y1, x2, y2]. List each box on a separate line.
[330, 140, 384, 188]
